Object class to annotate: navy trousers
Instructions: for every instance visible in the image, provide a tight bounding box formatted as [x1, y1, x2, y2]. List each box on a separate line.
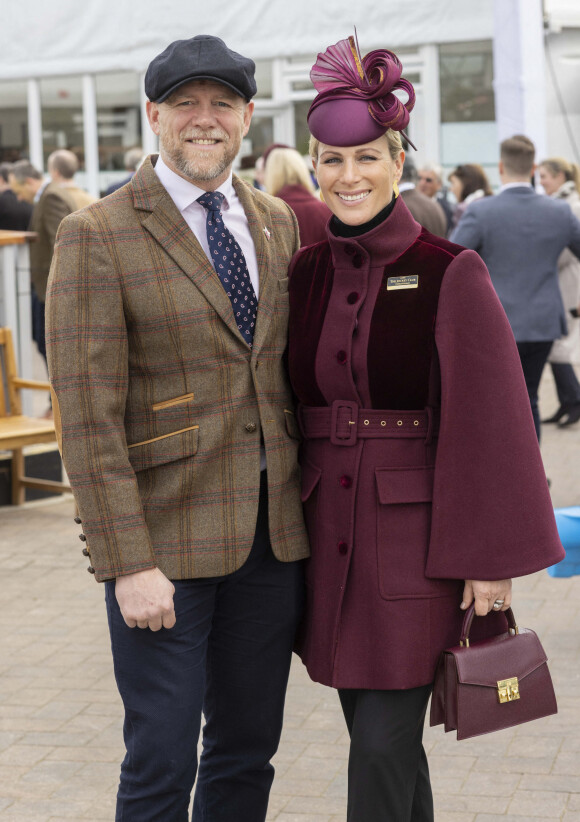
[338, 685, 434, 822]
[516, 341, 554, 441]
[550, 362, 580, 407]
[105, 475, 305, 822]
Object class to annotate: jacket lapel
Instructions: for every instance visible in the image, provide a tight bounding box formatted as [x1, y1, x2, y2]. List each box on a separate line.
[132, 157, 243, 341]
[233, 176, 278, 355]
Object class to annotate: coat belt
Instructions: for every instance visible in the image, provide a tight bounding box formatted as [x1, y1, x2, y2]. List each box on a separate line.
[298, 400, 439, 446]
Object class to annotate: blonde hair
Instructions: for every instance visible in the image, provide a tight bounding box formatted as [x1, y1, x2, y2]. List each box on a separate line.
[308, 129, 403, 162]
[264, 148, 315, 196]
[539, 157, 580, 195]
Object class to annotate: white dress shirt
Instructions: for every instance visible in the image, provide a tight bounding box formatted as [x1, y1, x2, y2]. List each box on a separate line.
[154, 155, 260, 297]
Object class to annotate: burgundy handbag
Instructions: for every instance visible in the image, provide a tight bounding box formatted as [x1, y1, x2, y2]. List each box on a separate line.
[430, 604, 557, 740]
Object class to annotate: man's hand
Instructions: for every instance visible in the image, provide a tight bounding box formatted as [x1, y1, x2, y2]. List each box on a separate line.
[461, 579, 512, 616]
[115, 568, 176, 631]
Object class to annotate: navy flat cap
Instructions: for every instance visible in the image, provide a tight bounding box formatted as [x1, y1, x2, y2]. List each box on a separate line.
[145, 35, 256, 103]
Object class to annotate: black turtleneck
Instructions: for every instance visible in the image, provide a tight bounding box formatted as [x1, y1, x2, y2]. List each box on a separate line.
[329, 195, 396, 238]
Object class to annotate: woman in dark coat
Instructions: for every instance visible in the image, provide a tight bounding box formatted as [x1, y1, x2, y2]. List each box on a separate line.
[287, 36, 564, 822]
[265, 146, 330, 246]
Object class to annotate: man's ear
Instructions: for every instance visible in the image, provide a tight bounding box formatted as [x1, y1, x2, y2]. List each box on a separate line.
[242, 101, 255, 137]
[146, 101, 161, 135]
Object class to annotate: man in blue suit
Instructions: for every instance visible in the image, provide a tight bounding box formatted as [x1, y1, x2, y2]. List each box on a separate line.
[452, 135, 580, 439]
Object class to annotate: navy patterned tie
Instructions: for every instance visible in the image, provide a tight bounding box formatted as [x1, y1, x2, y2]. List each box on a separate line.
[197, 191, 257, 347]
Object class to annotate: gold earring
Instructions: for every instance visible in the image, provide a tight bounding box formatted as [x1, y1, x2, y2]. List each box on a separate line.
[319, 189, 325, 203]
[393, 180, 399, 197]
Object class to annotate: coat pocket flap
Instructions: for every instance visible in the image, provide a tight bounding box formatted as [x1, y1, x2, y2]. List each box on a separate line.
[127, 425, 199, 472]
[375, 466, 434, 505]
[453, 629, 548, 687]
[284, 409, 300, 440]
[301, 458, 322, 502]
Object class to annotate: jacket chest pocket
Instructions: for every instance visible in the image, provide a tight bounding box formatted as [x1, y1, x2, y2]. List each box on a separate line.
[375, 466, 458, 600]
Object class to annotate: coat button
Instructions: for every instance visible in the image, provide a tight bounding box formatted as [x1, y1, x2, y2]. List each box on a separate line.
[344, 244, 355, 256]
[73, 516, 81, 524]
[338, 541, 348, 555]
[339, 475, 352, 489]
[336, 350, 347, 364]
[245, 421, 257, 433]
[347, 291, 359, 304]
[79, 533, 87, 542]
[352, 253, 363, 268]
[82, 548, 90, 557]
[87, 566, 96, 574]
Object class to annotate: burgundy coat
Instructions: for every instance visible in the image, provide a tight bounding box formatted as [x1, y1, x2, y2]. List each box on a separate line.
[288, 196, 564, 690]
[276, 184, 331, 247]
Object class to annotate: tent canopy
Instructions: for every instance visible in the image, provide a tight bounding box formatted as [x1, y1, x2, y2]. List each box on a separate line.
[1, 0, 494, 79]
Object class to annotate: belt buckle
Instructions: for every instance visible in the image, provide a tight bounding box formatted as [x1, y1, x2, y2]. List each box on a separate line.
[330, 400, 358, 446]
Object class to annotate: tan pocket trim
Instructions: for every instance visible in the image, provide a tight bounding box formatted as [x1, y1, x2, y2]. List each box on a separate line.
[128, 425, 199, 449]
[152, 393, 194, 411]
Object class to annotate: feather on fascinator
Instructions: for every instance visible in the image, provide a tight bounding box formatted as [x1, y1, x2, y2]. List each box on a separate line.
[307, 33, 416, 149]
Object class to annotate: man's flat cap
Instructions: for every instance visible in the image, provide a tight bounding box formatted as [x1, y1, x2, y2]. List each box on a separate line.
[145, 35, 256, 103]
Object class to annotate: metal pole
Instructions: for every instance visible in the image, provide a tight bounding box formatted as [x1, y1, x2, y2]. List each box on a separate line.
[492, 0, 547, 159]
[140, 75, 158, 158]
[82, 75, 100, 198]
[27, 79, 44, 171]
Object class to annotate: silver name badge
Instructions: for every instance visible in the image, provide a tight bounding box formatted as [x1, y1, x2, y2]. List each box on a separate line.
[387, 275, 419, 291]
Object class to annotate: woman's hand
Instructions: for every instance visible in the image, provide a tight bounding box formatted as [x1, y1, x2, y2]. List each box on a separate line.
[461, 579, 512, 616]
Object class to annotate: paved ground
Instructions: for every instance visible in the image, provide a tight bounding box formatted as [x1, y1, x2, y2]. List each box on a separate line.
[0, 368, 579, 821]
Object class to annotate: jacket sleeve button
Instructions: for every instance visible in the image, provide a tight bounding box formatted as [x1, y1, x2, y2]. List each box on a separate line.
[79, 533, 87, 542]
[87, 566, 96, 574]
[82, 548, 90, 557]
[73, 516, 82, 524]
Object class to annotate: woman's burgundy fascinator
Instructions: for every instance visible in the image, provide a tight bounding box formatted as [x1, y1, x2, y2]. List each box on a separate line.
[307, 32, 416, 149]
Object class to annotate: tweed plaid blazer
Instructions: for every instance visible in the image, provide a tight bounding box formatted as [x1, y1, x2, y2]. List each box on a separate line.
[46, 156, 309, 582]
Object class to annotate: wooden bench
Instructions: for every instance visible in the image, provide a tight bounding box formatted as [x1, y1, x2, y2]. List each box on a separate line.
[0, 327, 70, 504]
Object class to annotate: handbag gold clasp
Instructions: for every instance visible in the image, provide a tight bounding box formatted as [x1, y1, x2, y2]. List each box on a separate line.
[497, 677, 520, 703]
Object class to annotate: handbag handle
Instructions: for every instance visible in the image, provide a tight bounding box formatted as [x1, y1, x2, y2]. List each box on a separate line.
[459, 603, 519, 647]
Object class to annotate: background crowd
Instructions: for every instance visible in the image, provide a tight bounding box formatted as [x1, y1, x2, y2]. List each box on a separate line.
[2, 134, 579, 432]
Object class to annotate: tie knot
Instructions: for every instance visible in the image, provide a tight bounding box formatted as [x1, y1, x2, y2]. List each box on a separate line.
[197, 191, 225, 213]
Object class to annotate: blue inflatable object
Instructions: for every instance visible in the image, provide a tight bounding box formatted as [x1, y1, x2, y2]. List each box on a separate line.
[548, 506, 580, 577]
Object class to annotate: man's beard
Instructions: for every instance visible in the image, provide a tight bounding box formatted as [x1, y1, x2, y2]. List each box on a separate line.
[160, 127, 241, 184]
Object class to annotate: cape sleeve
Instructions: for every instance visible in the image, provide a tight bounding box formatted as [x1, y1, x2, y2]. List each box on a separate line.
[426, 249, 564, 580]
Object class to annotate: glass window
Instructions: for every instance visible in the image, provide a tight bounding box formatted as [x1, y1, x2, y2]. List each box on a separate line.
[95, 72, 142, 193]
[0, 80, 29, 162]
[243, 115, 274, 162]
[39, 76, 84, 167]
[294, 101, 312, 155]
[439, 40, 495, 123]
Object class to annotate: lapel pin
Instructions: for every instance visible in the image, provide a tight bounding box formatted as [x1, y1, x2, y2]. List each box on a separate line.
[263, 227, 271, 240]
[387, 275, 419, 291]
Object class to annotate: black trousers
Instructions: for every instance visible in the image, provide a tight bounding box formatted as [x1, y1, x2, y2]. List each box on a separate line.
[516, 341, 554, 441]
[105, 473, 305, 822]
[338, 685, 434, 822]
